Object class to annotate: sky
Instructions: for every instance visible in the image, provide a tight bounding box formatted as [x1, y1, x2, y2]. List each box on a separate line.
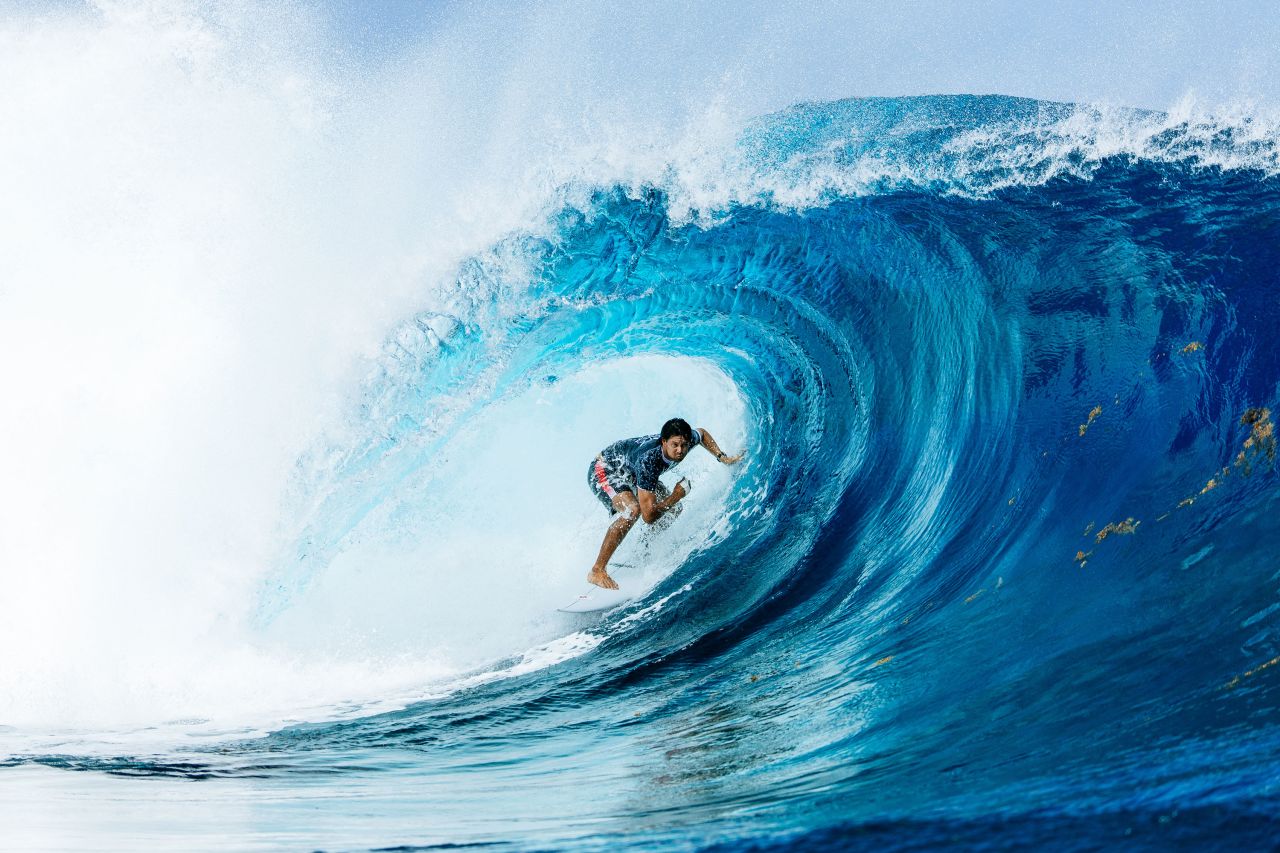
[8, 1, 1278, 113]
[315, 0, 1280, 113]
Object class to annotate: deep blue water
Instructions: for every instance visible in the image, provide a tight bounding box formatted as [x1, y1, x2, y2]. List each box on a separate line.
[8, 95, 1280, 850]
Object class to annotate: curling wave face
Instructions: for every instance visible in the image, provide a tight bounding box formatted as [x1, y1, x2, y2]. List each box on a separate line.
[9, 95, 1280, 849]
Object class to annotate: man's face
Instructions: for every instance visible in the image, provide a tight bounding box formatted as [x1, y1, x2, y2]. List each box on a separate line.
[661, 434, 691, 462]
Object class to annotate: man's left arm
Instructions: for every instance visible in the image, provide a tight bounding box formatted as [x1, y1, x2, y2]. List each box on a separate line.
[698, 428, 744, 464]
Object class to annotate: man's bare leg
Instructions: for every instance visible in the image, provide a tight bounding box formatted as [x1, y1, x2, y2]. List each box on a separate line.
[588, 492, 640, 589]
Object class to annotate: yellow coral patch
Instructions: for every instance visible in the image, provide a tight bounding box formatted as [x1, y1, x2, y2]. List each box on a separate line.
[1078, 405, 1103, 437]
[1095, 517, 1140, 543]
[1225, 655, 1280, 690]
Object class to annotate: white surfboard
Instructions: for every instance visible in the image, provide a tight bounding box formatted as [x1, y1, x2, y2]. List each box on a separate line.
[558, 562, 637, 613]
[558, 585, 635, 613]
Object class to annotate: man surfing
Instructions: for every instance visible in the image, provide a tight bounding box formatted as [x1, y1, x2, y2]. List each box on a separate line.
[586, 417, 743, 589]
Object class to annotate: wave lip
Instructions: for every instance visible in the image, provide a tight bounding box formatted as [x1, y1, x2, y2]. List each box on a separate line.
[647, 95, 1280, 222]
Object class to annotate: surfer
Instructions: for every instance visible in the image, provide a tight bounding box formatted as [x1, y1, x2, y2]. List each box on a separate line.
[586, 417, 743, 589]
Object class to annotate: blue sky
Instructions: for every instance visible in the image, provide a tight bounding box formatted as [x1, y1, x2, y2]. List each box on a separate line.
[317, 0, 1280, 112]
[8, 1, 1277, 112]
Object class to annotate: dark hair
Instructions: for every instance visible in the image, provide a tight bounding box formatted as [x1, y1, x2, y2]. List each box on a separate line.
[661, 417, 695, 442]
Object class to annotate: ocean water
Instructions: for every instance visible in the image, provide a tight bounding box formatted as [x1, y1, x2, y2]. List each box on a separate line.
[4, 7, 1280, 852]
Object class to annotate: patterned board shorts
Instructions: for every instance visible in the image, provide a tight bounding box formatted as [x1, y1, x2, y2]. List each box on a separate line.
[586, 457, 674, 515]
[587, 456, 634, 512]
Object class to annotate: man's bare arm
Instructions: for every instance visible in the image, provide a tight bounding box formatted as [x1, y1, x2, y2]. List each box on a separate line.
[637, 482, 688, 524]
[698, 428, 744, 464]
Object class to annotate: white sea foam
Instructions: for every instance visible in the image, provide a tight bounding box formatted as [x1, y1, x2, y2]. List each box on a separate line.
[0, 1, 759, 742]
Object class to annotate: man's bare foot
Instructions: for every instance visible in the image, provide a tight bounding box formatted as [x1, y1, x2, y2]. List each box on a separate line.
[587, 569, 619, 589]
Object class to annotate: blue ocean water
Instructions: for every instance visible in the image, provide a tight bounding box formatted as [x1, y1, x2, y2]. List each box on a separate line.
[6, 95, 1280, 850]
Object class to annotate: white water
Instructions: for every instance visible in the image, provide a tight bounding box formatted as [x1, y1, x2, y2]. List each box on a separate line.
[0, 3, 737, 738]
[264, 354, 748, 672]
[0, 0, 749, 733]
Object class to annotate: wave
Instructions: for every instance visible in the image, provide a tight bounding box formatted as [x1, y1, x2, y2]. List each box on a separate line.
[225, 92, 1280, 836]
[7, 89, 1280, 848]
